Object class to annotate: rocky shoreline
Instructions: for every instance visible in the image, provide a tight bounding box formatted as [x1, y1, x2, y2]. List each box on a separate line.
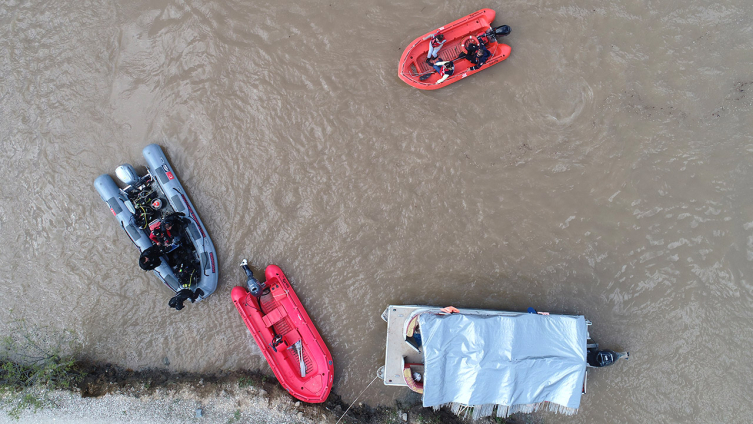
[0, 362, 525, 423]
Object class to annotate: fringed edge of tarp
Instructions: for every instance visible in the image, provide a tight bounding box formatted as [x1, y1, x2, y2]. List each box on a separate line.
[432, 401, 579, 420]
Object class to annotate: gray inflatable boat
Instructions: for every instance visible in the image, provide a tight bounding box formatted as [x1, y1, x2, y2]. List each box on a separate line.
[94, 144, 218, 302]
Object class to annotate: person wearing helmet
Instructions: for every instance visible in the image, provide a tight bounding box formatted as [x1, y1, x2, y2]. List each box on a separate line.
[162, 212, 190, 245]
[468, 45, 491, 71]
[432, 60, 454, 84]
[148, 212, 189, 247]
[426, 32, 446, 63]
[148, 221, 167, 246]
[419, 59, 454, 83]
[457, 36, 480, 61]
[138, 245, 163, 271]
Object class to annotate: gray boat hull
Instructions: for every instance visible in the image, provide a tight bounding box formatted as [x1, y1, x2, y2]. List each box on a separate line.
[94, 144, 218, 301]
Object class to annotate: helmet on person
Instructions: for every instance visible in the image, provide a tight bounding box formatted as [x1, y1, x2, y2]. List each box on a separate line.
[138, 254, 150, 269]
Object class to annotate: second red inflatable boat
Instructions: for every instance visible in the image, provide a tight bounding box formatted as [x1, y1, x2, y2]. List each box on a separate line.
[231, 260, 334, 403]
[398, 9, 512, 90]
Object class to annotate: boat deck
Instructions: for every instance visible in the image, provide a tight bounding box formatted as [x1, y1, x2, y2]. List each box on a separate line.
[382, 305, 525, 387]
[382, 305, 592, 391]
[409, 44, 464, 77]
[382, 305, 425, 387]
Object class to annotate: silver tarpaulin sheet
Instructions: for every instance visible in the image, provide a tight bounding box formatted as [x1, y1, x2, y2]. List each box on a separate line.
[419, 312, 587, 410]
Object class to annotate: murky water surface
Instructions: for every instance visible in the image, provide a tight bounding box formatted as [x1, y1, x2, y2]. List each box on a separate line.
[2, 0, 753, 421]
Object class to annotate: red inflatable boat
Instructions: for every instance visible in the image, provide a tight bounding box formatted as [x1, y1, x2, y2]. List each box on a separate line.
[231, 262, 334, 403]
[398, 9, 511, 90]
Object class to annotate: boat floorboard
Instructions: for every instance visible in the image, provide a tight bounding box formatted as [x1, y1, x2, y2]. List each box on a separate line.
[383, 306, 424, 387]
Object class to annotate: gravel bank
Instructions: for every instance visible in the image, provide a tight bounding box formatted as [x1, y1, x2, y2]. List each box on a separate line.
[0, 382, 337, 424]
[0, 363, 516, 424]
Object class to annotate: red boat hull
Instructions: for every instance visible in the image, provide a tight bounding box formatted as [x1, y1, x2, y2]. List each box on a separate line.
[398, 9, 511, 90]
[231, 265, 334, 403]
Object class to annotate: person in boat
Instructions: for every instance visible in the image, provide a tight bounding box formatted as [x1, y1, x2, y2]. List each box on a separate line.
[476, 32, 492, 47]
[138, 245, 162, 271]
[163, 212, 190, 243]
[149, 212, 190, 247]
[468, 45, 491, 71]
[426, 32, 446, 63]
[456, 36, 480, 61]
[149, 222, 167, 246]
[432, 60, 454, 84]
[168, 287, 204, 311]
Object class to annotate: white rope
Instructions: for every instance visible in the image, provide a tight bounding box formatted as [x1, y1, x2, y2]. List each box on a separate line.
[335, 375, 379, 424]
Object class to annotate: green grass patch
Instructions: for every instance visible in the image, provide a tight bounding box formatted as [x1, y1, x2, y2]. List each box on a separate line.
[237, 376, 253, 388]
[0, 318, 80, 419]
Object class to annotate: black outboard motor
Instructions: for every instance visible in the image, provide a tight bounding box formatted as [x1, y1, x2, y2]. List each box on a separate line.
[587, 349, 629, 367]
[493, 25, 511, 37]
[240, 259, 265, 297]
[482, 25, 511, 44]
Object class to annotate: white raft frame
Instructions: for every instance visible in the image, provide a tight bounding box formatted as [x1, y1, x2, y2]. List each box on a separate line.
[380, 305, 592, 420]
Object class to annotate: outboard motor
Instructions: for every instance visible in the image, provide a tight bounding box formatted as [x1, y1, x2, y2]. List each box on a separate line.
[587, 349, 629, 367]
[115, 164, 140, 186]
[493, 25, 511, 37]
[240, 259, 265, 297]
[482, 25, 511, 44]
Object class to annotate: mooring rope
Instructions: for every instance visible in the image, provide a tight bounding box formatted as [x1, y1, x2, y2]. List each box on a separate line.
[335, 375, 379, 424]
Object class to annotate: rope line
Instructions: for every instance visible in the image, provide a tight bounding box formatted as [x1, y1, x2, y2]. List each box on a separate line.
[335, 375, 379, 424]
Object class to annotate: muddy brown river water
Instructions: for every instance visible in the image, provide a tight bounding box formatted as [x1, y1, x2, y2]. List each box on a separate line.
[2, 0, 753, 422]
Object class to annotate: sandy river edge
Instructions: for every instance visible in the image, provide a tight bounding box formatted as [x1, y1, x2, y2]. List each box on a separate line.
[0, 363, 518, 424]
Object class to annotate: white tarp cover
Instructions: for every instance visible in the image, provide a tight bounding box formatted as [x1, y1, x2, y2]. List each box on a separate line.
[419, 312, 587, 410]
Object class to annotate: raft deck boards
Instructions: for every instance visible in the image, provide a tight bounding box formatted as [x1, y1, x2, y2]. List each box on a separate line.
[410, 45, 464, 77]
[383, 306, 424, 387]
[383, 305, 586, 388]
